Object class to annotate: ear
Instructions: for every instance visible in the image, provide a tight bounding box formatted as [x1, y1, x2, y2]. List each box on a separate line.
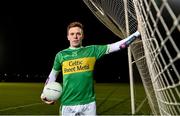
[81, 34, 84, 40]
[67, 35, 70, 41]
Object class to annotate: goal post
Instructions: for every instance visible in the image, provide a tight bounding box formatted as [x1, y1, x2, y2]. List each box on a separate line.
[83, 0, 180, 115]
[133, 0, 180, 115]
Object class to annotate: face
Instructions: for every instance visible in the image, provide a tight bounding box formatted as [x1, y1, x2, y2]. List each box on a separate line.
[67, 27, 84, 48]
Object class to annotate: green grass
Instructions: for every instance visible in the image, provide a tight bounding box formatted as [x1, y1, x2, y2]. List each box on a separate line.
[0, 82, 151, 115]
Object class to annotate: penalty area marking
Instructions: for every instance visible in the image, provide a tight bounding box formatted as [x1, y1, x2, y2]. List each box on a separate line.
[0, 102, 42, 112]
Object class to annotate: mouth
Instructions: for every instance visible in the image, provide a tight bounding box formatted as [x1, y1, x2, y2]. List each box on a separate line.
[73, 40, 79, 43]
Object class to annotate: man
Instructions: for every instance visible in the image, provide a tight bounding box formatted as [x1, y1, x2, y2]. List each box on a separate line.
[41, 21, 140, 115]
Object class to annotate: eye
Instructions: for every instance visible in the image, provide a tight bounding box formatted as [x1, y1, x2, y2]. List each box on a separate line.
[70, 33, 74, 36]
[76, 32, 82, 36]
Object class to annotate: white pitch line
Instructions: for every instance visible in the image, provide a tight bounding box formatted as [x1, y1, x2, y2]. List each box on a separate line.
[0, 102, 42, 112]
[135, 97, 147, 113]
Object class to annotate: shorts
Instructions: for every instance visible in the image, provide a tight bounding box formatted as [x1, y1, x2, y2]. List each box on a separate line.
[60, 101, 96, 116]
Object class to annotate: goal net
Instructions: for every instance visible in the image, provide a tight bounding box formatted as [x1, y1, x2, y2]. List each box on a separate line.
[83, 0, 180, 115]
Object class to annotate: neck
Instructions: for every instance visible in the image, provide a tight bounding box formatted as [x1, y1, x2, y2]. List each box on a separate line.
[69, 46, 82, 49]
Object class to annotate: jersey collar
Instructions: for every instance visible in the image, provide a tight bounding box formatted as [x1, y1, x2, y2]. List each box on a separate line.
[69, 46, 83, 50]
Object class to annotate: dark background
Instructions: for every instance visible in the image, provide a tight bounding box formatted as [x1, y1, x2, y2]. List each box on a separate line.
[0, 1, 130, 83]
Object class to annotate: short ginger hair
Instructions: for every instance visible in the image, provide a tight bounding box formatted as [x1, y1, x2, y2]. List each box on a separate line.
[67, 22, 84, 34]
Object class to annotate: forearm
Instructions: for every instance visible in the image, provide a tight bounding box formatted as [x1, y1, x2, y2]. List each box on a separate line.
[45, 69, 60, 84]
[107, 31, 140, 54]
[41, 69, 60, 103]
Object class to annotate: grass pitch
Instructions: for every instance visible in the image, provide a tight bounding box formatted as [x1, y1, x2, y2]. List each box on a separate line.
[0, 82, 151, 115]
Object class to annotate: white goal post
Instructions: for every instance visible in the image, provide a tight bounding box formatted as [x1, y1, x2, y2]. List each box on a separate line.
[83, 0, 180, 115]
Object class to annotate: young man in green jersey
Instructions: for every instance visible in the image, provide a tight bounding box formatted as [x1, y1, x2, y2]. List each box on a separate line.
[41, 21, 140, 115]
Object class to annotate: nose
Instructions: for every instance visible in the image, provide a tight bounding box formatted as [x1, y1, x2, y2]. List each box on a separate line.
[74, 34, 78, 39]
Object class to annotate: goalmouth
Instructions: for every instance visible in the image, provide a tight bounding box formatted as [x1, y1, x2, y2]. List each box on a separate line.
[83, 0, 180, 115]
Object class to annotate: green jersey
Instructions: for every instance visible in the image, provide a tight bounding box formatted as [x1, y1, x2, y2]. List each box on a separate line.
[52, 45, 108, 105]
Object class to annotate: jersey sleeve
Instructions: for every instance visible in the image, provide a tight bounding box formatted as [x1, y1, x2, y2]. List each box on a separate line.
[93, 45, 108, 59]
[107, 31, 140, 53]
[52, 52, 63, 71]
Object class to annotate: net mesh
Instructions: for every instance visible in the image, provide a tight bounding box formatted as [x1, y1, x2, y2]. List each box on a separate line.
[134, 0, 180, 115]
[83, 0, 180, 115]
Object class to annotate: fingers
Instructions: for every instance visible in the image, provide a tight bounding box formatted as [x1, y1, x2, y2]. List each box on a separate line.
[45, 100, 55, 105]
[40, 93, 55, 105]
[40, 93, 46, 102]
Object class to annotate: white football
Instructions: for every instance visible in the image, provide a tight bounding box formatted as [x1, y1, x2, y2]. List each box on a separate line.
[43, 82, 62, 101]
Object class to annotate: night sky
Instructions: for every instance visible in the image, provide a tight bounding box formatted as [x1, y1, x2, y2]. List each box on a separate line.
[0, 1, 129, 82]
